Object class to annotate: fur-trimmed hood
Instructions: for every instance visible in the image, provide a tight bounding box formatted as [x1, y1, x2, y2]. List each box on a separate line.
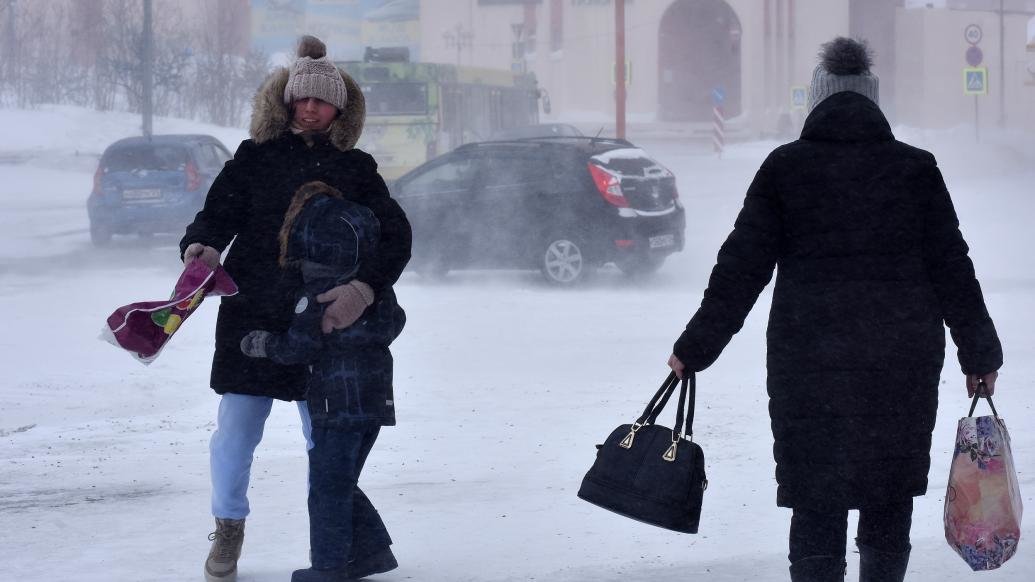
[249, 66, 366, 152]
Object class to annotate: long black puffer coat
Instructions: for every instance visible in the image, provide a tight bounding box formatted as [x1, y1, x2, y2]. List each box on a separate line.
[180, 64, 412, 401]
[673, 92, 1002, 509]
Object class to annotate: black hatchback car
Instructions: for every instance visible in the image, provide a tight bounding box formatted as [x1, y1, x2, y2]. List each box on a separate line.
[392, 137, 685, 284]
[87, 134, 232, 245]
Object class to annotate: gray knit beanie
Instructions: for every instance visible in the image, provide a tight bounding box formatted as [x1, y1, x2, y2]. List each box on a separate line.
[808, 37, 879, 113]
[283, 35, 348, 111]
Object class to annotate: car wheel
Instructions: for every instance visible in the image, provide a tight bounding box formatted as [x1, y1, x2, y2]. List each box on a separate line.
[90, 222, 113, 246]
[541, 237, 588, 285]
[616, 255, 666, 277]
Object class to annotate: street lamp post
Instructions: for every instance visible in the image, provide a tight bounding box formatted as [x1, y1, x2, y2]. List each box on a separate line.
[615, 0, 626, 139]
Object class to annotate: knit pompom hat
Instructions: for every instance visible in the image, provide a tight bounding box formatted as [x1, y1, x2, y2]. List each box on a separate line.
[808, 37, 879, 112]
[283, 35, 348, 111]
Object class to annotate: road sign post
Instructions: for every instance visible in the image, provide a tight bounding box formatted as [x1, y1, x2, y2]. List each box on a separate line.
[964, 67, 988, 142]
[965, 23, 983, 45]
[712, 87, 725, 158]
[964, 67, 988, 94]
[790, 86, 808, 111]
[963, 24, 985, 142]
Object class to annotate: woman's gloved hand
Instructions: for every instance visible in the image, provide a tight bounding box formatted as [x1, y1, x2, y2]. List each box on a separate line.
[183, 243, 221, 268]
[317, 280, 374, 334]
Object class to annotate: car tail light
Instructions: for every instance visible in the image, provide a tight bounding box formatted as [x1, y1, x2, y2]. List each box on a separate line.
[185, 160, 202, 191]
[588, 163, 628, 207]
[614, 239, 635, 248]
[91, 165, 104, 198]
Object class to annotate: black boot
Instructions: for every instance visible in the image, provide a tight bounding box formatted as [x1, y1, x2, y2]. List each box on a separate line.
[290, 566, 355, 582]
[858, 542, 910, 582]
[789, 555, 847, 582]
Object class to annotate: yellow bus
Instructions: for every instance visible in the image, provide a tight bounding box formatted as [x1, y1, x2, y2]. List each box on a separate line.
[339, 48, 545, 181]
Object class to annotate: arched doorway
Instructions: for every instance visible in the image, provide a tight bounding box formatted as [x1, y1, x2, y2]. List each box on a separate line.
[658, 0, 742, 122]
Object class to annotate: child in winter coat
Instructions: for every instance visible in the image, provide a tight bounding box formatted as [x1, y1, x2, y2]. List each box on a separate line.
[239, 181, 405, 582]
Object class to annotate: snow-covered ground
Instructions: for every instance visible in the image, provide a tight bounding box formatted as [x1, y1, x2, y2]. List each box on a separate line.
[0, 105, 1032, 581]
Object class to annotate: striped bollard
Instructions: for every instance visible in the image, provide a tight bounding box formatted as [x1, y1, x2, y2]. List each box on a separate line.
[712, 105, 725, 158]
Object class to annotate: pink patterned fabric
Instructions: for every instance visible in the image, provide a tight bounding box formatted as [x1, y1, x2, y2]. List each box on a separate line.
[102, 261, 237, 364]
[944, 409, 1023, 571]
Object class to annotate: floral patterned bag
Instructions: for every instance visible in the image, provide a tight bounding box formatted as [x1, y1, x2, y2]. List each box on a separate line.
[944, 391, 1023, 571]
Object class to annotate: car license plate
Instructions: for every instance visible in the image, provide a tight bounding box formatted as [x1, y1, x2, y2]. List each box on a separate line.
[649, 233, 675, 249]
[122, 188, 162, 201]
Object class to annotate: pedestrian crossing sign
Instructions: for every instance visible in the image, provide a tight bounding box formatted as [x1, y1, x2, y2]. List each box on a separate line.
[791, 86, 808, 110]
[964, 67, 988, 95]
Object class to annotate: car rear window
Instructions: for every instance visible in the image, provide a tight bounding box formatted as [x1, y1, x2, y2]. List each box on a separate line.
[195, 143, 231, 172]
[589, 147, 662, 177]
[103, 144, 189, 172]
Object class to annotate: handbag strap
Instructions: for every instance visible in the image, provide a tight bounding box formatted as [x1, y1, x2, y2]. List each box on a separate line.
[672, 374, 696, 439]
[635, 372, 678, 426]
[634, 372, 698, 440]
[967, 383, 1000, 418]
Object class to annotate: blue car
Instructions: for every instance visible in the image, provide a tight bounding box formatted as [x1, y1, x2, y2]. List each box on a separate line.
[87, 134, 232, 245]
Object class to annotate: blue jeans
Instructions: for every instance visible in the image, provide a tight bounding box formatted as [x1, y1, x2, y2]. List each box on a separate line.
[308, 426, 392, 569]
[210, 393, 314, 519]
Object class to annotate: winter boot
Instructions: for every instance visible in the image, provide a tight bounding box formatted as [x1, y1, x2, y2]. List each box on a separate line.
[789, 555, 847, 582]
[347, 547, 398, 579]
[204, 518, 245, 582]
[290, 566, 354, 582]
[858, 542, 910, 582]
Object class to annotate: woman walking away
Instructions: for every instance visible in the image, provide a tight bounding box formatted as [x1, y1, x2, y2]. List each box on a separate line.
[181, 35, 411, 582]
[667, 37, 1002, 582]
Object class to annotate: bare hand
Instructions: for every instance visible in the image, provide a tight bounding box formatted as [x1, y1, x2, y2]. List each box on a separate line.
[667, 353, 686, 380]
[183, 243, 220, 268]
[316, 280, 374, 334]
[966, 370, 998, 398]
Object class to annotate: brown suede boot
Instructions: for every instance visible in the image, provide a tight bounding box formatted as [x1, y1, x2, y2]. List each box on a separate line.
[204, 518, 245, 582]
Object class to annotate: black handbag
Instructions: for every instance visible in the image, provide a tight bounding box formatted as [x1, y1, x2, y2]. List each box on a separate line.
[577, 372, 707, 533]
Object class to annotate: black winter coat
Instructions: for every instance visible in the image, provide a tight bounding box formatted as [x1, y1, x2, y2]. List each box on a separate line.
[180, 65, 412, 401]
[673, 92, 1002, 509]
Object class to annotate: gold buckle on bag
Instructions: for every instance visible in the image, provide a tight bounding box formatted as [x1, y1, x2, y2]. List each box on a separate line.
[662, 430, 681, 462]
[619, 422, 643, 449]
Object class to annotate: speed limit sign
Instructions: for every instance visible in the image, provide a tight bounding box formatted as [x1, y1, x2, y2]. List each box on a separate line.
[965, 24, 983, 45]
